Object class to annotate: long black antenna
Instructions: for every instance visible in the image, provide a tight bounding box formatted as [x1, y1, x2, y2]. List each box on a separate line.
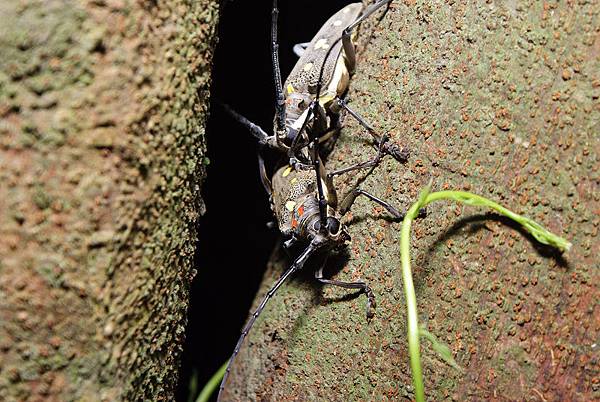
[217, 242, 319, 401]
[272, 0, 286, 133]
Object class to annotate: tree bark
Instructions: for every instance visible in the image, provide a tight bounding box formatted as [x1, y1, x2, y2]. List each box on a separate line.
[0, 0, 219, 400]
[225, 1, 598, 401]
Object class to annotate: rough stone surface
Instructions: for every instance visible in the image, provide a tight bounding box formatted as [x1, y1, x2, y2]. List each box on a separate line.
[0, 0, 219, 400]
[224, 1, 599, 401]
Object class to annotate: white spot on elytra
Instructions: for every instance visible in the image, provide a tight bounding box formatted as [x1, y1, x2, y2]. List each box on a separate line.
[314, 38, 329, 50]
[303, 63, 313, 72]
[285, 201, 296, 211]
[333, 20, 342, 26]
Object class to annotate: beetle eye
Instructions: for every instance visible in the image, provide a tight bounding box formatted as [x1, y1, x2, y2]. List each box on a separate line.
[313, 221, 321, 232]
[325, 217, 340, 235]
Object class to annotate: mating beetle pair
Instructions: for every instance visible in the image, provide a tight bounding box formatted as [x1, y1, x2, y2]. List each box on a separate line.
[218, 1, 412, 398]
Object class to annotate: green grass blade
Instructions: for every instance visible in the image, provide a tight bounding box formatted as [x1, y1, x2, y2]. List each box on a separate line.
[196, 360, 228, 402]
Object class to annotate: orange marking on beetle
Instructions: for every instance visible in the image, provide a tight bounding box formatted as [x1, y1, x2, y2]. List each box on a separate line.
[291, 218, 298, 228]
[297, 206, 305, 216]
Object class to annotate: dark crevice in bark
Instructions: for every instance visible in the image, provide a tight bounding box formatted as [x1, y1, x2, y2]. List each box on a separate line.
[177, 2, 350, 401]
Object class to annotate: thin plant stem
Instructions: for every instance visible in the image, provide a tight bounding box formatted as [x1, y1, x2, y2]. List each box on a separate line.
[400, 186, 571, 402]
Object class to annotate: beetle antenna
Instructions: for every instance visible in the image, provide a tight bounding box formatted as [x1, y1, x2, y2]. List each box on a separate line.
[272, 0, 286, 134]
[217, 242, 319, 401]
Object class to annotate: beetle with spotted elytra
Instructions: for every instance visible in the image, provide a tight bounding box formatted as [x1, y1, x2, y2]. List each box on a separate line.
[222, 0, 407, 165]
[218, 1, 421, 399]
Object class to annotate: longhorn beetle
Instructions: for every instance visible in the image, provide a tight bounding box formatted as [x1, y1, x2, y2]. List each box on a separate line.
[223, 0, 407, 166]
[218, 1, 411, 399]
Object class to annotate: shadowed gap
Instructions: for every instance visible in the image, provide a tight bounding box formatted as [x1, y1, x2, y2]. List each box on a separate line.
[177, 2, 350, 401]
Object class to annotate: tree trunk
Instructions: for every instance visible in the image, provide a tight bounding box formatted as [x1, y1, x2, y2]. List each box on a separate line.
[0, 0, 219, 400]
[224, 1, 598, 400]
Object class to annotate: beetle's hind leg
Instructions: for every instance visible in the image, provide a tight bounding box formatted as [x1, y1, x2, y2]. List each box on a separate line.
[315, 265, 376, 319]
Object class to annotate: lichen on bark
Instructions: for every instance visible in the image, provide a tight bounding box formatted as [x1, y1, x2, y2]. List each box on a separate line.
[0, 0, 219, 400]
[224, 1, 599, 400]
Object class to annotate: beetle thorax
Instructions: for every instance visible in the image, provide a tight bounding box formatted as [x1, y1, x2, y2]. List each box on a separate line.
[284, 92, 313, 129]
[272, 92, 314, 149]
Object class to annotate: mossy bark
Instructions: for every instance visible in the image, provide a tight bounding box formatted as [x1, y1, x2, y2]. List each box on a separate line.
[224, 1, 598, 401]
[0, 0, 219, 400]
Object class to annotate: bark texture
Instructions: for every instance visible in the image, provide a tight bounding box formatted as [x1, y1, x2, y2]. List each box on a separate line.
[224, 1, 599, 401]
[0, 0, 219, 400]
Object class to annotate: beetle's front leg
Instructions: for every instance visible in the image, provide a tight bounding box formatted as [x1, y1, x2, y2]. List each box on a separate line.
[333, 97, 409, 163]
[315, 264, 376, 319]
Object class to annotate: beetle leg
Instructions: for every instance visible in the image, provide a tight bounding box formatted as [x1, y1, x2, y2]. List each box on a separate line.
[339, 188, 406, 219]
[315, 264, 376, 319]
[327, 133, 388, 179]
[334, 97, 409, 163]
[257, 152, 272, 197]
[339, 188, 427, 219]
[220, 103, 272, 146]
[288, 101, 329, 162]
